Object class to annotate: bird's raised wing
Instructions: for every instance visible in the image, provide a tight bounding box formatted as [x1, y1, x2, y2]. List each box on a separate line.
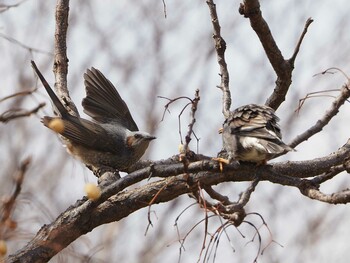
[82, 68, 139, 131]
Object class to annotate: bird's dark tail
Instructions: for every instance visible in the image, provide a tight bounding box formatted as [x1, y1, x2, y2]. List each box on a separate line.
[31, 60, 68, 117]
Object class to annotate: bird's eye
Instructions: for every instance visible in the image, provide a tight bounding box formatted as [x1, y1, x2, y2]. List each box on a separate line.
[134, 134, 141, 139]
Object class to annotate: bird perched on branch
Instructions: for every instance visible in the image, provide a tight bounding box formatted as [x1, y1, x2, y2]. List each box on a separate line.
[31, 61, 155, 176]
[218, 104, 294, 164]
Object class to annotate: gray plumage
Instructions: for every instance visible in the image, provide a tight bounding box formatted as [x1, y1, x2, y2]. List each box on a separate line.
[31, 61, 155, 174]
[82, 68, 139, 131]
[221, 104, 293, 163]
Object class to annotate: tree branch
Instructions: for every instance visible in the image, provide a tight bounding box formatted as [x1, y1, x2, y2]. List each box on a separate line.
[53, 0, 78, 116]
[206, 0, 231, 117]
[239, 1, 312, 110]
[289, 18, 314, 65]
[0, 103, 46, 123]
[289, 83, 350, 148]
[300, 186, 350, 204]
[7, 140, 350, 262]
[0, 158, 31, 237]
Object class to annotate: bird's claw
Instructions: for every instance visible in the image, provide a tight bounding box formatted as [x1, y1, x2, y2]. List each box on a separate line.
[212, 157, 230, 172]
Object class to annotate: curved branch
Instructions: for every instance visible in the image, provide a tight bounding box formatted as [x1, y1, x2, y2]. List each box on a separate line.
[7, 140, 350, 262]
[239, 1, 312, 110]
[300, 187, 350, 204]
[206, 0, 231, 117]
[289, 83, 350, 148]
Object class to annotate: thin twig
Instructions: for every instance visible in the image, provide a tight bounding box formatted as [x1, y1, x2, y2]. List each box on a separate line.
[161, 0, 167, 18]
[0, 157, 31, 237]
[310, 165, 346, 185]
[237, 178, 259, 207]
[182, 89, 200, 154]
[203, 185, 232, 205]
[0, 33, 52, 55]
[0, 88, 38, 103]
[290, 83, 350, 148]
[295, 89, 345, 114]
[0, 0, 27, 13]
[313, 67, 350, 80]
[0, 103, 46, 123]
[289, 18, 314, 64]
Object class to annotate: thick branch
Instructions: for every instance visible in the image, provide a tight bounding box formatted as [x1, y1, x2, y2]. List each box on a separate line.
[7, 140, 350, 262]
[53, 0, 78, 116]
[239, 1, 312, 110]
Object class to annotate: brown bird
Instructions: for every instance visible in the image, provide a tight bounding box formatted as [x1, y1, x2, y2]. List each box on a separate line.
[219, 104, 294, 164]
[31, 61, 155, 176]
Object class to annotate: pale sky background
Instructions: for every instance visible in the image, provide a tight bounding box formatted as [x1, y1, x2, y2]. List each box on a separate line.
[1, 0, 350, 262]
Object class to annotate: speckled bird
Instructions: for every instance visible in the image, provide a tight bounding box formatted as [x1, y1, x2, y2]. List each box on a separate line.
[220, 104, 294, 164]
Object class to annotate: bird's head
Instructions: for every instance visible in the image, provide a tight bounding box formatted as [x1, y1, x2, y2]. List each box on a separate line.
[126, 131, 156, 157]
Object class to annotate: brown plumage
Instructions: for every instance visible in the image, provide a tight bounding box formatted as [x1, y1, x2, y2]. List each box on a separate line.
[31, 61, 155, 175]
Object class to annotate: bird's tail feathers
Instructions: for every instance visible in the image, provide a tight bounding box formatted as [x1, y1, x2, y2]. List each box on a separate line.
[31, 60, 68, 117]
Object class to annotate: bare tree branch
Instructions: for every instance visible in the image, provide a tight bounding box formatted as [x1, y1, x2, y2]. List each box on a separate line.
[300, 186, 350, 204]
[0, 158, 31, 239]
[289, 83, 350, 148]
[310, 164, 347, 185]
[0, 103, 46, 123]
[206, 0, 231, 117]
[3, 1, 349, 262]
[6, 139, 350, 262]
[0, 88, 38, 103]
[289, 18, 314, 65]
[239, 1, 312, 110]
[53, 0, 78, 116]
[0, 33, 52, 55]
[0, 1, 28, 13]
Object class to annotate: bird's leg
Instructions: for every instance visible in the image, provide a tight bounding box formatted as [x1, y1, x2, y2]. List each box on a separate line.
[212, 157, 230, 172]
[213, 148, 230, 172]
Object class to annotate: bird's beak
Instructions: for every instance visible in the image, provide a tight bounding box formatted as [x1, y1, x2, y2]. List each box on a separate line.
[147, 136, 156, 141]
[218, 128, 223, 134]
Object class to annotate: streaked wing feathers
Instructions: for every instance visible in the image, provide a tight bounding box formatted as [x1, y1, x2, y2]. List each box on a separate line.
[42, 116, 122, 154]
[227, 104, 282, 139]
[82, 68, 139, 131]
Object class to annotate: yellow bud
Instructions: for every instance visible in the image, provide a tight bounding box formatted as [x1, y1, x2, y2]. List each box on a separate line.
[178, 144, 184, 154]
[178, 144, 190, 154]
[84, 183, 101, 201]
[48, 118, 65, 133]
[0, 240, 7, 256]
